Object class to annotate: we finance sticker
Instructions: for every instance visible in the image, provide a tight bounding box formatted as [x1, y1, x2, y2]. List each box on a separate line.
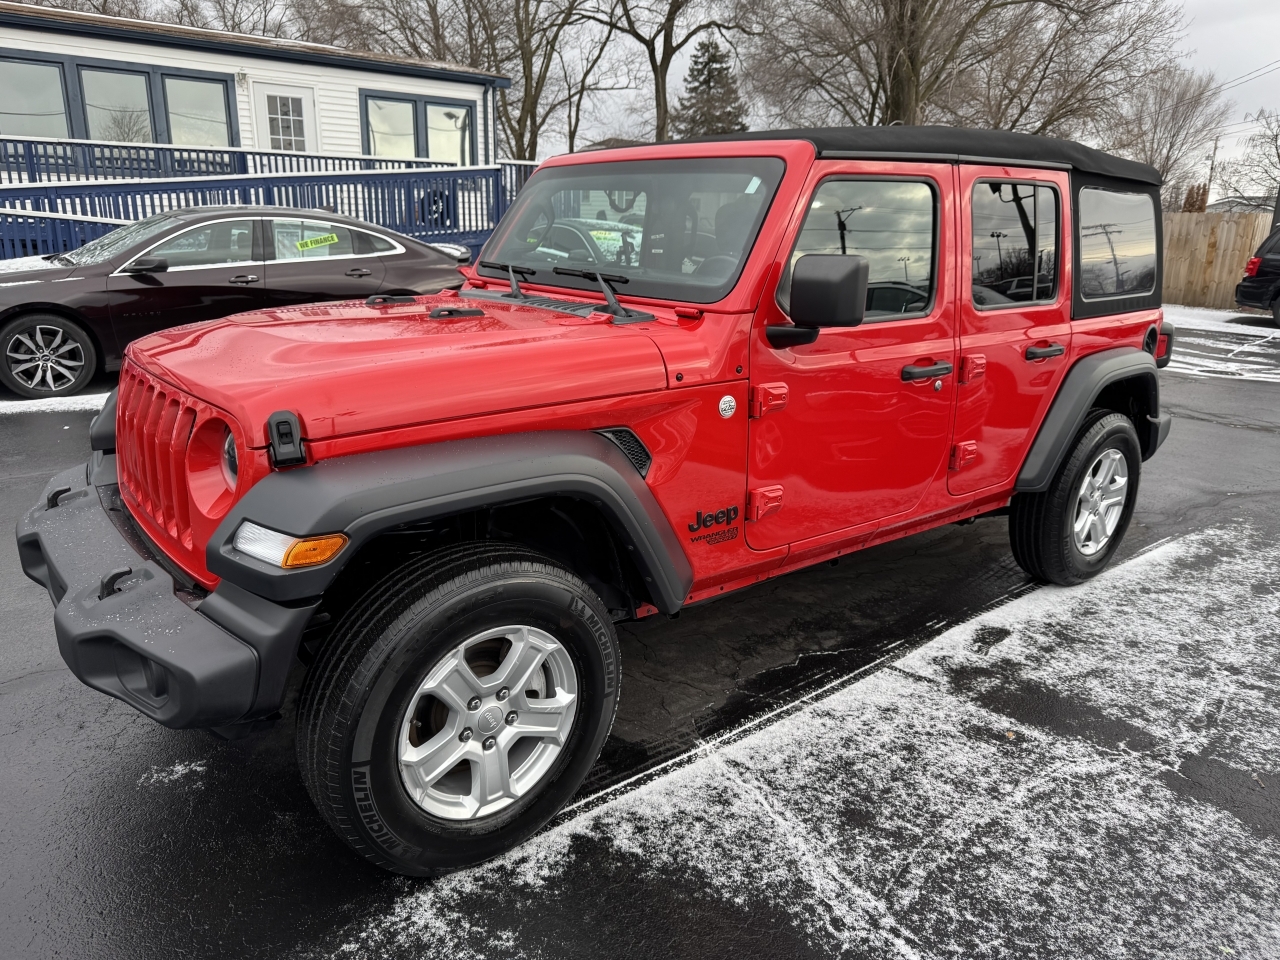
[297, 233, 339, 251]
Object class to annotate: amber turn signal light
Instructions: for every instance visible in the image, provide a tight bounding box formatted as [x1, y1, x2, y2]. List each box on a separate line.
[282, 534, 348, 568]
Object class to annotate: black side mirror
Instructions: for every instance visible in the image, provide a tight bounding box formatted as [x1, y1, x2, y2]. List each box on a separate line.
[791, 254, 868, 328]
[122, 256, 168, 274]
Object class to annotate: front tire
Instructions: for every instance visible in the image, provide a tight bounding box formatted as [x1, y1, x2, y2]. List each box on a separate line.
[1009, 411, 1141, 585]
[0, 313, 97, 398]
[297, 543, 620, 875]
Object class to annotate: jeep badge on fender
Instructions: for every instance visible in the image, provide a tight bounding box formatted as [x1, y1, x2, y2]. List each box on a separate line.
[690, 506, 741, 532]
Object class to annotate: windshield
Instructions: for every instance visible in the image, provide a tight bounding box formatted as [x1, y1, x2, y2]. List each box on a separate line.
[480, 157, 786, 303]
[56, 215, 181, 266]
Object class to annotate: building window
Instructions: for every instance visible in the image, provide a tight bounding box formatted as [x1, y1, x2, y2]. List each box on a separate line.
[361, 91, 476, 163]
[367, 98, 417, 158]
[0, 59, 69, 137]
[426, 103, 472, 166]
[164, 77, 229, 147]
[266, 95, 306, 151]
[82, 68, 152, 143]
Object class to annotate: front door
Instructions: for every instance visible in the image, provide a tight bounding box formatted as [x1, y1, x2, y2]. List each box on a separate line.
[747, 164, 958, 552]
[262, 217, 386, 308]
[109, 218, 265, 348]
[949, 168, 1071, 496]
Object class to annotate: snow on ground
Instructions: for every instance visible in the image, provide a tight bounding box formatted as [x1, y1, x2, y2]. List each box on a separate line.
[330, 525, 1280, 959]
[0, 392, 108, 416]
[1162, 306, 1280, 383]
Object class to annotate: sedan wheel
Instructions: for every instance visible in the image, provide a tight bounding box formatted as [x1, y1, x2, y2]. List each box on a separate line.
[0, 315, 97, 398]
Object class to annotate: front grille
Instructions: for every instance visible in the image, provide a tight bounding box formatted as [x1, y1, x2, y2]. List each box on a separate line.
[116, 361, 199, 554]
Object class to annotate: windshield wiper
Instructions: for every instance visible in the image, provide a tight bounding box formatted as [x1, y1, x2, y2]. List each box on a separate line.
[552, 267, 650, 321]
[478, 260, 537, 299]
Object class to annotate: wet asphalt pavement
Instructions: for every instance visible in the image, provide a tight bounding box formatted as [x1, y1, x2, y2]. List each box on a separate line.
[1, 309, 1278, 959]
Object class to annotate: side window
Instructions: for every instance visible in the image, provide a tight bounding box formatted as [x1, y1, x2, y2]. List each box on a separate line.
[778, 179, 936, 320]
[353, 230, 398, 255]
[147, 220, 255, 268]
[971, 181, 1058, 308]
[1077, 188, 1157, 299]
[271, 220, 356, 260]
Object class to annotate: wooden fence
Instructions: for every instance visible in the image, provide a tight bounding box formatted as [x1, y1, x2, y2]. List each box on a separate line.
[1162, 211, 1275, 309]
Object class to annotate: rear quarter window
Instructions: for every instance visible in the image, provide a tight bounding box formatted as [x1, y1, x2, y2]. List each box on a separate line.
[1077, 188, 1157, 300]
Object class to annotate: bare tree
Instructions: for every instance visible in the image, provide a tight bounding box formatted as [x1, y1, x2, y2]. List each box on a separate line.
[559, 22, 630, 152]
[1097, 64, 1233, 207]
[588, 0, 749, 141]
[742, 0, 1186, 135]
[1219, 110, 1280, 214]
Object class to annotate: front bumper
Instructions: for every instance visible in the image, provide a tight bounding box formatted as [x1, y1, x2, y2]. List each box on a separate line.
[16, 457, 315, 729]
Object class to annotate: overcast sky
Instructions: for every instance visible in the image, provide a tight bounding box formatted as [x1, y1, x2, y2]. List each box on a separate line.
[1178, 0, 1280, 181]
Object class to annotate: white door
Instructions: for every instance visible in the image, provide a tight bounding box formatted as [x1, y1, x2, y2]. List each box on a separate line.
[251, 83, 318, 153]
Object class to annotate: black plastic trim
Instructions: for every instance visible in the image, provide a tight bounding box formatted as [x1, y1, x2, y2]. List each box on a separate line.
[1016, 347, 1163, 492]
[88, 387, 117, 453]
[207, 431, 694, 613]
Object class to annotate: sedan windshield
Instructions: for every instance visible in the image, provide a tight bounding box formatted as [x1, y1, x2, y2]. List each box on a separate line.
[55, 214, 181, 266]
[480, 157, 786, 303]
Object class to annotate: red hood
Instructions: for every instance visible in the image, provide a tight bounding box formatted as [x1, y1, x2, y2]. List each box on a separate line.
[126, 294, 668, 445]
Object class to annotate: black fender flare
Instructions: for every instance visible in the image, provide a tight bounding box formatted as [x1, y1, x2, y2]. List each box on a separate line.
[1015, 347, 1164, 494]
[206, 431, 694, 614]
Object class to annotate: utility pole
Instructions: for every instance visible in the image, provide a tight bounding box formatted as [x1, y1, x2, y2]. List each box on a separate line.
[990, 231, 1007, 281]
[1206, 135, 1221, 204]
[834, 207, 863, 256]
[1082, 224, 1124, 291]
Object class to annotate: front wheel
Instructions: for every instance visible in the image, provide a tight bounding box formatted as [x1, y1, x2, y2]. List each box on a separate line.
[297, 543, 620, 875]
[0, 313, 97, 398]
[1009, 411, 1141, 585]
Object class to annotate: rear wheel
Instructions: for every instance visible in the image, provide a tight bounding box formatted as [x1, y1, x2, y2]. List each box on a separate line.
[297, 542, 620, 875]
[0, 313, 97, 398]
[1009, 411, 1141, 585]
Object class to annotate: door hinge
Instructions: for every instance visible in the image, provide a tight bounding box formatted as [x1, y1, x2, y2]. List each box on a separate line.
[950, 441, 978, 470]
[749, 382, 789, 418]
[959, 354, 987, 385]
[747, 485, 784, 521]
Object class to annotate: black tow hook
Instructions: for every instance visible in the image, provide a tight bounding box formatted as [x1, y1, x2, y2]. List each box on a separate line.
[99, 567, 132, 600]
[46, 485, 72, 510]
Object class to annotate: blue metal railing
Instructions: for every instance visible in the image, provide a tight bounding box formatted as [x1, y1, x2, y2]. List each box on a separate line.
[0, 158, 540, 260]
[0, 209, 127, 259]
[0, 134, 460, 183]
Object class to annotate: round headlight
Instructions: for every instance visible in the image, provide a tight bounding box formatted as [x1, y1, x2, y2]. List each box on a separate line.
[222, 430, 238, 489]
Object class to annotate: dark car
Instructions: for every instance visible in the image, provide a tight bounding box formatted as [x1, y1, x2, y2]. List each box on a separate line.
[0, 207, 468, 397]
[1235, 227, 1280, 321]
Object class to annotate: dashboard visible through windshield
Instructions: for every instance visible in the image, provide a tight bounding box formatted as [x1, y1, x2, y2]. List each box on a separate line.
[479, 157, 786, 303]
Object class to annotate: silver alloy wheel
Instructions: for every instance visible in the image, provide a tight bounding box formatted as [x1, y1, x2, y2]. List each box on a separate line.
[1072, 447, 1129, 557]
[6, 324, 85, 392]
[398, 624, 579, 820]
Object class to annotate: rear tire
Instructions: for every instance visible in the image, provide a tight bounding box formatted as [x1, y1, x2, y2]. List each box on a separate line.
[1009, 410, 1141, 585]
[0, 313, 97, 398]
[297, 542, 620, 875]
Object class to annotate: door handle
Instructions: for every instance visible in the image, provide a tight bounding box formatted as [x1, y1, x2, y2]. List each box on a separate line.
[1025, 342, 1065, 361]
[228, 274, 258, 285]
[901, 360, 954, 382]
[345, 267, 373, 277]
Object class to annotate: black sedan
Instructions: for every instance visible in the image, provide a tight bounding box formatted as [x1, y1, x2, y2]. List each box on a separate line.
[0, 206, 469, 397]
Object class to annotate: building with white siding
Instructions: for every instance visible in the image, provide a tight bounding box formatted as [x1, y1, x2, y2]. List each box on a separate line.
[0, 1, 508, 165]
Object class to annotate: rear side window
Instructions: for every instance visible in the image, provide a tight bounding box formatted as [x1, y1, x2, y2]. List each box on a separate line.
[271, 220, 355, 260]
[778, 179, 936, 320]
[971, 181, 1058, 308]
[1258, 230, 1280, 256]
[1077, 188, 1157, 299]
[353, 230, 397, 254]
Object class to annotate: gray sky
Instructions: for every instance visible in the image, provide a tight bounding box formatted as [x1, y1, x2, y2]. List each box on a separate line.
[1179, 0, 1280, 189]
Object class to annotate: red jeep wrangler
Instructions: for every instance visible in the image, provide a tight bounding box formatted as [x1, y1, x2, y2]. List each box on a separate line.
[18, 128, 1173, 875]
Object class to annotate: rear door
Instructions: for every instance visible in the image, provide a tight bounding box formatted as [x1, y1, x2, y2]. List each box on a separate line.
[108, 217, 265, 347]
[949, 167, 1071, 496]
[262, 218, 386, 308]
[747, 162, 959, 551]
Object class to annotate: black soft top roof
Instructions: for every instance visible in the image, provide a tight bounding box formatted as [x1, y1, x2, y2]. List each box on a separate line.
[691, 126, 1160, 186]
